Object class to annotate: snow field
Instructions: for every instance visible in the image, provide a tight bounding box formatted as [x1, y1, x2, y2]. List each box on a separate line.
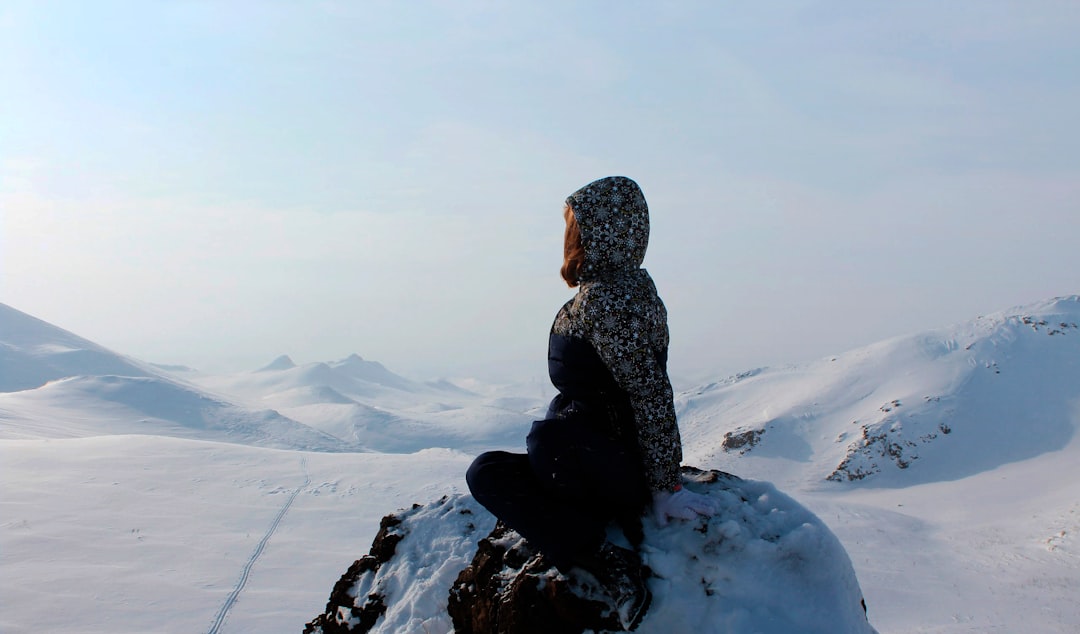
[0, 436, 472, 633]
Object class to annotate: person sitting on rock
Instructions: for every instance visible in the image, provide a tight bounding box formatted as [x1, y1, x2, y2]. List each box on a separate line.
[467, 175, 719, 631]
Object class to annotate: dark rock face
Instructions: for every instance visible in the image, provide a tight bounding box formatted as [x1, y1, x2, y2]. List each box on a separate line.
[448, 522, 627, 634]
[304, 503, 629, 634]
[722, 427, 764, 453]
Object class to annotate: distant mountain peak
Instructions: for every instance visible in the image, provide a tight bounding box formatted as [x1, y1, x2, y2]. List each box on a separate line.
[335, 353, 384, 370]
[258, 355, 297, 372]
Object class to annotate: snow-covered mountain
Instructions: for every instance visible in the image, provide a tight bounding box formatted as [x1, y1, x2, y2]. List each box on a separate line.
[2, 297, 1078, 633]
[208, 352, 436, 403]
[0, 302, 542, 453]
[0, 303, 348, 451]
[189, 353, 543, 453]
[678, 295, 1080, 489]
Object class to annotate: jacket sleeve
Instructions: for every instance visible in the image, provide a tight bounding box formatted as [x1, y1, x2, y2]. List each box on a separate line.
[578, 285, 683, 492]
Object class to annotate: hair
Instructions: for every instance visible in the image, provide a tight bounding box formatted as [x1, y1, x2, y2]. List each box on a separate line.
[561, 203, 585, 288]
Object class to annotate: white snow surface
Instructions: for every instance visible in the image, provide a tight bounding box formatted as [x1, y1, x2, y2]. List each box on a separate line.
[2, 297, 1079, 632]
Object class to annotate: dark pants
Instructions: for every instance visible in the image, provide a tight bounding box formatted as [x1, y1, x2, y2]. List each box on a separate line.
[466, 418, 647, 570]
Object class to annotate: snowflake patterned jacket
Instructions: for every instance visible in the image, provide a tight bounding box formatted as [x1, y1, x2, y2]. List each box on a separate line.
[550, 176, 683, 493]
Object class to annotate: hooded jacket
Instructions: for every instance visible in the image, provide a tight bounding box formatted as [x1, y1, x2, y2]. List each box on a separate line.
[547, 176, 682, 493]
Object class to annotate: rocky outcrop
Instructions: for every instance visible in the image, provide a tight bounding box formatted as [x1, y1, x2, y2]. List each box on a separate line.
[721, 427, 764, 454]
[305, 468, 876, 634]
[304, 513, 409, 633]
[447, 523, 630, 633]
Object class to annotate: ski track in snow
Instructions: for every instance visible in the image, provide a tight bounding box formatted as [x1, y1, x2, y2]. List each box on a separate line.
[207, 457, 310, 634]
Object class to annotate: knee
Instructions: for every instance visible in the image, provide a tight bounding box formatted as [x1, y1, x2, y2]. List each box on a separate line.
[466, 451, 503, 496]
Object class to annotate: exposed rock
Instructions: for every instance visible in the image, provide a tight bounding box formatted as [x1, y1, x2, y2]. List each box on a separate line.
[827, 416, 956, 482]
[447, 522, 630, 633]
[303, 512, 410, 634]
[305, 468, 876, 634]
[721, 427, 764, 454]
[305, 495, 496, 634]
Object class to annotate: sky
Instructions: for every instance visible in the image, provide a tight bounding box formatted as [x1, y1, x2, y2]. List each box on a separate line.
[2, 0, 1079, 384]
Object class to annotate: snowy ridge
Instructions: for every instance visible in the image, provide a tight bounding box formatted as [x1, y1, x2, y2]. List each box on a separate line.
[191, 355, 540, 453]
[0, 374, 350, 451]
[0, 301, 542, 453]
[0, 303, 352, 451]
[0, 303, 156, 392]
[678, 295, 1080, 488]
[200, 353, 473, 407]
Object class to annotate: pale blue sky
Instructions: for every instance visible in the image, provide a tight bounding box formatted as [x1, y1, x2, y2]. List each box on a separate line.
[3, 1, 1078, 382]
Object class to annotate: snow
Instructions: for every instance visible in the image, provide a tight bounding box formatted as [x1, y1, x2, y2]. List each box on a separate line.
[2, 297, 1080, 632]
[637, 474, 871, 633]
[0, 434, 472, 633]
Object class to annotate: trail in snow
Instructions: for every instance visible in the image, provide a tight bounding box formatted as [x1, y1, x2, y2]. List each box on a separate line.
[207, 458, 311, 634]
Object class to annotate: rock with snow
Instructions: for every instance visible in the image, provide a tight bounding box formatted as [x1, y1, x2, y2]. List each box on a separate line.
[305, 468, 876, 634]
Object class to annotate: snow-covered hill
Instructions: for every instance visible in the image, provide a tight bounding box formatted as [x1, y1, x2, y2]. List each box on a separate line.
[0, 302, 544, 453]
[0, 374, 352, 451]
[678, 295, 1080, 489]
[0, 303, 156, 392]
[0, 303, 348, 451]
[190, 354, 545, 453]
[196, 352, 474, 407]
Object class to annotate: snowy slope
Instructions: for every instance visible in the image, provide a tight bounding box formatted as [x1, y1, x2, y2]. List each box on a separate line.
[0, 303, 156, 392]
[801, 439, 1080, 630]
[0, 375, 350, 451]
[0, 303, 350, 452]
[0, 435, 472, 634]
[679, 296, 1080, 489]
